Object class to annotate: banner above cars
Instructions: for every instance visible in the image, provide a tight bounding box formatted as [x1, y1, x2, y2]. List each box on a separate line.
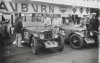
[0, 1, 55, 14]
[0, 1, 90, 15]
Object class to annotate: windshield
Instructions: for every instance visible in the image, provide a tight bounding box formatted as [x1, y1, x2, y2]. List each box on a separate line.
[22, 13, 45, 27]
[62, 15, 88, 28]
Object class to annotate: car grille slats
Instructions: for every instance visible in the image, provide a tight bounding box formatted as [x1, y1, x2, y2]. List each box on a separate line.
[43, 31, 52, 39]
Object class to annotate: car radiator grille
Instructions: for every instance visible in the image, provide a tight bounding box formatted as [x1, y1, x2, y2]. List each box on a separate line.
[44, 31, 52, 39]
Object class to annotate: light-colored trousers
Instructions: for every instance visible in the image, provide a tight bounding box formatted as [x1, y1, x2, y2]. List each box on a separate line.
[16, 33, 22, 47]
[52, 26, 59, 38]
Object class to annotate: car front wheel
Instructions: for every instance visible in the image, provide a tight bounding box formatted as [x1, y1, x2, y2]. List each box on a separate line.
[31, 37, 39, 54]
[70, 34, 84, 49]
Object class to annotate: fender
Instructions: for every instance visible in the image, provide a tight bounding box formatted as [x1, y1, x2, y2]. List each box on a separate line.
[74, 32, 84, 37]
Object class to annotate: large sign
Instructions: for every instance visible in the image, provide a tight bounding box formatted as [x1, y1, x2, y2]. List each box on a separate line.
[0, 1, 90, 15]
[0, 1, 54, 14]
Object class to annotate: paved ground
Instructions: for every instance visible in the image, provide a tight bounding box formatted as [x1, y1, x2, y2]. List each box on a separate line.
[1, 43, 98, 63]
[29, 47, 98, 63]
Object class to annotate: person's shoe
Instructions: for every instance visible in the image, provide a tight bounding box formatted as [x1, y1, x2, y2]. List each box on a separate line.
[13, 41, 16, 45]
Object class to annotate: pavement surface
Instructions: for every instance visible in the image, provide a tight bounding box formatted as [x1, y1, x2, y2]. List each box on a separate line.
[29, 47, 98, 63]
[1, 43, 98, 63]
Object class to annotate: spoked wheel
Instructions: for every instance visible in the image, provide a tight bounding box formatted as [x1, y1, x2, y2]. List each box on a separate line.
[31, 37, 39, 54]
[70, 34, 84, 49]
[57, 35, 64, 52]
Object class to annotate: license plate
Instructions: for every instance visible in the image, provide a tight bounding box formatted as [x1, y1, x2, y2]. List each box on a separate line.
[44, 41, 58, 48]
[85, 38, 95, 44]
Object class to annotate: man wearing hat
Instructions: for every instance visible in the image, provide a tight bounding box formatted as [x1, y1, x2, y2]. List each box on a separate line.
[88, 13, 99, 45]
[88, 13, 99, 31]
[14, 17, 23, 47]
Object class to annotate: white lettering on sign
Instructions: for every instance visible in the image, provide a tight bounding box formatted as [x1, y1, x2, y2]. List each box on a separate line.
[0, 1, 54, 14]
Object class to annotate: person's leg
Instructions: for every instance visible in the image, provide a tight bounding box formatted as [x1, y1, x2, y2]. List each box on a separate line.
[52, 27, 59, 38]
[17, 33, 23, 47]
[93, 33, 98, 46]
[16, 33, 18, 46]
[52, 27, 55, 38]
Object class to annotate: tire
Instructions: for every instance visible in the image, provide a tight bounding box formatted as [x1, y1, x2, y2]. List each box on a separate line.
[58, 35, 64, 52]
[69, 34, 84, 49]
[31, 37, 39, 54]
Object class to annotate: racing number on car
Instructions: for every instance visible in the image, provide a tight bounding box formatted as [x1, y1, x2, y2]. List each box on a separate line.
[24, 32, 29, 39]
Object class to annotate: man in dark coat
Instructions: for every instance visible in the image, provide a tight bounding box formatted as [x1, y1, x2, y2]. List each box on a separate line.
[88, 13, 99, 45]
[88, 13, 99, 31]
[14, 17, 23, 47]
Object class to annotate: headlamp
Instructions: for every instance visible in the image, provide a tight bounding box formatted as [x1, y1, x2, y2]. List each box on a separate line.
[54, 34, 58, 38]
[90, 32, 93, 36]
[59, 30, 65, 35]
[40, 34, 44, 39]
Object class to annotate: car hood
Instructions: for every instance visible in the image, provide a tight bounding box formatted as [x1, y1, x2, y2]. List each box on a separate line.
[24, 26, 50, 33]
[60, 25, 85, 31]
[23, 22, 50, 32]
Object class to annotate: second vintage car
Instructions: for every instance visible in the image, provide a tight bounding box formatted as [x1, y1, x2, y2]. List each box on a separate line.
[59, 22, 98, 49]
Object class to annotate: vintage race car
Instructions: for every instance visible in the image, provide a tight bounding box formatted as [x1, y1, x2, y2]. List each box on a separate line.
[59, 24, 97, 49]
[22, 22, 64, 54]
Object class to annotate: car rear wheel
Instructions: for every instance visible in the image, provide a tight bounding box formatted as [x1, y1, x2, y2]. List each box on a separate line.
[31, 37, 39, 54]
[70, 34, 84, 49]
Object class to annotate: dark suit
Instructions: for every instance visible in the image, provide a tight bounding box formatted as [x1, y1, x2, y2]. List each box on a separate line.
[88, 17, 99, 45]
[14, 20, 23, 47]
[14, 21, 23, 33]
[88, 17, 99, 31]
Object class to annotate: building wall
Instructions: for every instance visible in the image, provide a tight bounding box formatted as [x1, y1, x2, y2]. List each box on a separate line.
[0, 0, 99, 9]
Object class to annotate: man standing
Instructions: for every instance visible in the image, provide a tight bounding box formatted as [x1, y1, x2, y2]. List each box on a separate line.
[14, 17, 23, 47]
[88, 13, 99, 31]
[88, 13, 99, 45]
[52, 17, 62, 28]
[43, 17, 51, 30]
[52, 16, 63, 38]
[44, 17, 51, 26]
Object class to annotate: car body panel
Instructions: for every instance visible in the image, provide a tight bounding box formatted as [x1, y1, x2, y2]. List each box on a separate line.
[22, 21, 58, 45]
[60, 25, 84, 39]
[60, 24, 97, 44]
